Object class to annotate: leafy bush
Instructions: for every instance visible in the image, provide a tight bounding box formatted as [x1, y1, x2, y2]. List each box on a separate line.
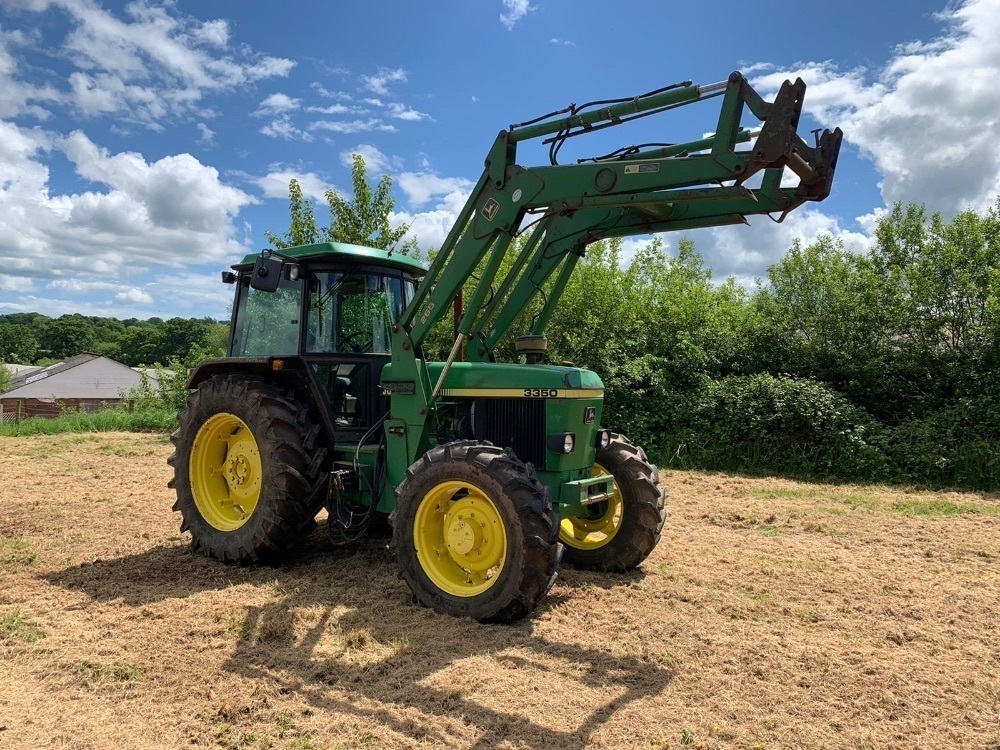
[666, 374, 889, 481]
[886, 395, 1000, 491]
[123, 361, 191, 413]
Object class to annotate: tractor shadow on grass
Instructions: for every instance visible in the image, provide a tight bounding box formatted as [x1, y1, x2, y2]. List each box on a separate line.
[44, 529, 673, 749]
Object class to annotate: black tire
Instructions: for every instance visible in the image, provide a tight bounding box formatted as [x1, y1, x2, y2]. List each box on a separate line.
[559, 433, 664, 571]
[392, 441, 562, 623]
[167, 374, 324, 563]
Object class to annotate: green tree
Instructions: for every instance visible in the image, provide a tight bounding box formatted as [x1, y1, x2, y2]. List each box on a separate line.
[266, 156, 412, 252]
[0, 323, 38, 363]
[116, 326, 163, 367]
[0, 364, 11, 394]
[325, 154, 409, 249]
[43, 315, 97, 359]
[265, 179, 319, 249]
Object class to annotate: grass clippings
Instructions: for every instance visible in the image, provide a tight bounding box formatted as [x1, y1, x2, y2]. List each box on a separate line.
[0, 432, 997, 749]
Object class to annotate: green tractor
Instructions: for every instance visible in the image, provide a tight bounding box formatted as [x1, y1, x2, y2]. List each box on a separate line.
[169, 72, 841, 622]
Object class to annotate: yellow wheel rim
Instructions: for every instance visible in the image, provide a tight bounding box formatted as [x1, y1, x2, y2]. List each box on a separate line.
[189, 413, 263, 531]
[559, 463, 623, 550]
[413, 480, 507, 597]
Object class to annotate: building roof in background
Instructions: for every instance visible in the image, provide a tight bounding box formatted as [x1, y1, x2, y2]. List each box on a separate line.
[5, 353, 98, 393]
[4, 364, 43, 377]
[0, 352, 155, 401]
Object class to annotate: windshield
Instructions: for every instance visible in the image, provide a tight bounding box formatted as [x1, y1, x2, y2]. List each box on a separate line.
[306, 271, 415, 354]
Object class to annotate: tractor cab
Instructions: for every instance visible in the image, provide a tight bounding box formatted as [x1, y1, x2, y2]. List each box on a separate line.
[225, 242, 426, 434]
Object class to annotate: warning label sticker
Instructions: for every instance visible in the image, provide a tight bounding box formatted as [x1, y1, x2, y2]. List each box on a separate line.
[623, 163, 660, 175]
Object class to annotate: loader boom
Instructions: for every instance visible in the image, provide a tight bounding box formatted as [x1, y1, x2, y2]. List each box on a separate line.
[388, 71, 842, 440]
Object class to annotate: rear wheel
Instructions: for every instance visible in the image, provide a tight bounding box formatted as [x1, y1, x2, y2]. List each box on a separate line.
[392, 441, 562, 623]
[168, 374, 323, 563]
[559, 433, 664, 571]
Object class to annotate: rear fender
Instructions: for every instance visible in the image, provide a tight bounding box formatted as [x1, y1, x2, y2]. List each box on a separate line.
[187, 357, 335, 458]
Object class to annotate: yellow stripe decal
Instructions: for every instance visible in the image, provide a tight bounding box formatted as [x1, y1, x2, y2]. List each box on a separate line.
[439, 388, 604, 399]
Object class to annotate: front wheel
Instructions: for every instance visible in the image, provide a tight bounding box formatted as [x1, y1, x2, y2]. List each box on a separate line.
[392, 441, 562, 623]
[559, 433, 665, 571]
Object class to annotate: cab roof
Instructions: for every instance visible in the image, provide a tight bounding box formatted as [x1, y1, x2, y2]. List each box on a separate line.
[235, 241, 427, 276]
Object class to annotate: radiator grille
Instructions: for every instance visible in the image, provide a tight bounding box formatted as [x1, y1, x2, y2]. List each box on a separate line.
[473, 398, 546, 468]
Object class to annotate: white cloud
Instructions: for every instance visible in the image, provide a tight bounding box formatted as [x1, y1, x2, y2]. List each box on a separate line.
[3, 0, 294, 128]
[682, 207, 872, 283]
[605, 206, 873, 283]
[360, 67, 407, 95]
[500, 0, 534, 29]
[260, 116, 312, 141]
[549, 38, 575, 47]
[471, 95, 479, 104]
[306, 103, 369, 115]
[196, 122, 215, 146]
[0, 26, 62, 119]
[311, 83, 353, 100]
[310, 118, 397, 135]
[191, 18, 229, 48]
[62, 130, 253, 233]
[0, 276, 34, 293]
[391, 176, 476, 250]
[397, 172, 476, 208]
[338, 144, 400, 174]
[0, 121, 255, 287]
[115, 287, 153, 304]
[143, 271, 232, 318]
[255, 169, 331, 202]
[254, 92, 300, 116]
[751, 0, 1000, 215]
[387, 102, 430, 121]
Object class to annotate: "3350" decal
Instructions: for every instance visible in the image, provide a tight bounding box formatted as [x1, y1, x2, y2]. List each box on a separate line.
[524, 388, 559, 398]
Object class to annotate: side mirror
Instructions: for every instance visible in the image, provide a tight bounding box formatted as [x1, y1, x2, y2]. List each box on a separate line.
[250, 253, 283, 292]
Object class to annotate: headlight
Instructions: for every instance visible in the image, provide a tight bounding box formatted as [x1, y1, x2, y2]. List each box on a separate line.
[597, 430, 611, 449]
[547, 433, 576, 454]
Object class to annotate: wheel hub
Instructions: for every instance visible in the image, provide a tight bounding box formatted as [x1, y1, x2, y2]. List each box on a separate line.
[413, 481, 508, 597]
[189, 413, 262, 532]
[446, 516, 480, 555]
[227, 454, 250, 485]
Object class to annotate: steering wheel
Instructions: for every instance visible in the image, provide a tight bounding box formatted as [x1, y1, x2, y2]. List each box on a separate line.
[340, 330, 372, 353]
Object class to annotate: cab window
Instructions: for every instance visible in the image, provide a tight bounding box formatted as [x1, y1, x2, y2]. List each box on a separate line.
[232, 275, 303, 356]
[306, 271, 408, 354]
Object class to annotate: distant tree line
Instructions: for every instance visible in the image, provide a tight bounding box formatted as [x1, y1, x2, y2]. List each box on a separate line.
[0, 313, 228, 369]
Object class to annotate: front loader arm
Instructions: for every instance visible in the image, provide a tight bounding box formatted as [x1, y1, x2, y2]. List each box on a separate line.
[387, 70, 842, 445]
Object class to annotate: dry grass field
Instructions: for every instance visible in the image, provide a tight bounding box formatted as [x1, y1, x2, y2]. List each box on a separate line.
[0, 432, 998, 750]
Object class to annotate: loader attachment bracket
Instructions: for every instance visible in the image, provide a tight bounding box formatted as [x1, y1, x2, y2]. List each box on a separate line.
[736, 77, 805, 187]
[797, 126, 843, 202]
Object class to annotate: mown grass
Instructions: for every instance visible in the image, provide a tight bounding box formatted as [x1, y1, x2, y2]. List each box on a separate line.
[0, 537, 37, 566]
[890, 499, 1000, 517]
[749, 485, 999, 518]
[0, 409, 176, 437]
[75, 659, 145, 688]
[0, 608, 46, 643]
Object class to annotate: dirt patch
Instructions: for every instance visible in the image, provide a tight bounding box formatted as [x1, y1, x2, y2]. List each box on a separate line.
[0, 433, 998, 749]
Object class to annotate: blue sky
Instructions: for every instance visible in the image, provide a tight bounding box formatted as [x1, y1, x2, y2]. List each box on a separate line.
[1, 0, 997, 320]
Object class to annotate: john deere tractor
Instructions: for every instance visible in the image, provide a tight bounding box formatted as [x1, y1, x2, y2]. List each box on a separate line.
[169, 72, 841, 622]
